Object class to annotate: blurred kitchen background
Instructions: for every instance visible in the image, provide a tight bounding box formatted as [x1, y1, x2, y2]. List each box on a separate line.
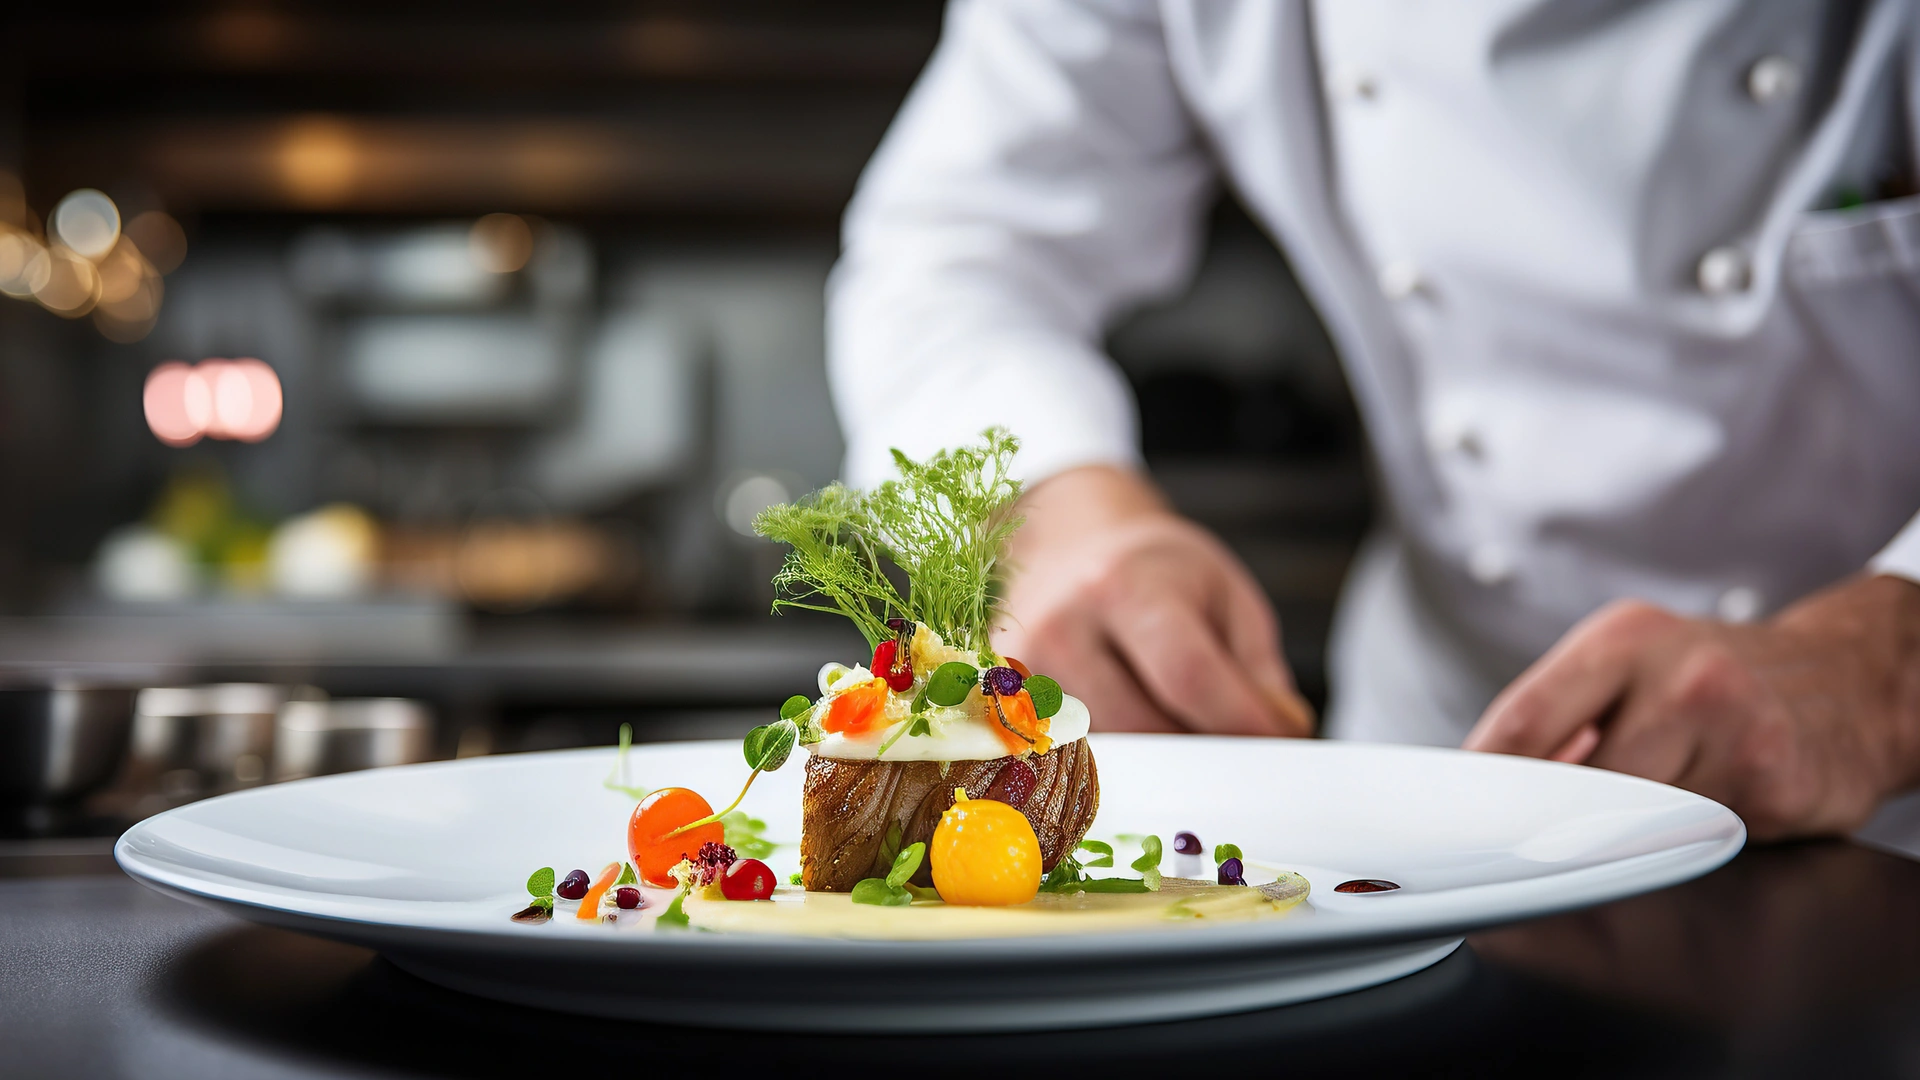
[0, 2, 1368, 841]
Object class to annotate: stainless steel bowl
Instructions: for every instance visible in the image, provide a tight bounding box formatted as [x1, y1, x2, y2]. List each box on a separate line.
[274, 698, 434, 781]
[0, 686, 137, 804]
[130, 683, 298, 799]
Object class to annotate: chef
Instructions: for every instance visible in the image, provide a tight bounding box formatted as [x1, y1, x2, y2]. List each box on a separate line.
[826, 0, 1920, 854]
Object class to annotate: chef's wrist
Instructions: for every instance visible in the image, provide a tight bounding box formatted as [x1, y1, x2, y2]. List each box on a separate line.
[1869, 573, 1920, 795]
[1010, 464, 1172, 556]
[1803, 574, 1920, 797]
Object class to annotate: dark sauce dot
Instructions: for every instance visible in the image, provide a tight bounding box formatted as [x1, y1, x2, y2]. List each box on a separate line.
[1334, 879, 1400, 894]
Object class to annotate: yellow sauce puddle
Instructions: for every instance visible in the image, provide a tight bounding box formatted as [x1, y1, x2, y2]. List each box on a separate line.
[683, 874, 1310, 940]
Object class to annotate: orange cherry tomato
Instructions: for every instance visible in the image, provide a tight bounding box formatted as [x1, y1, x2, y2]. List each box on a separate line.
[931, 790, 1041, 906]
[822, 677, 890, 736]
[576, 861, 621, 920]
[628, 787, 725, 886]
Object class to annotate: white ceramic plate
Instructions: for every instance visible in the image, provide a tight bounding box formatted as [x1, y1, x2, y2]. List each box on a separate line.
[116, 735, 1743, 1032]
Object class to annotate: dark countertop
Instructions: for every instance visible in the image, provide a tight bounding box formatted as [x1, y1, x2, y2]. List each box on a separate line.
[4, 840, 1918, 1079]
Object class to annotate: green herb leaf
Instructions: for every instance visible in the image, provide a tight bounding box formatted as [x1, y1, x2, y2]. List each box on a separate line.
[615, 863, 637, 886]
[851, 878, 913, 906]
[904, 883, 942, 901]
[789, 872, 804, 886]
[656, 889, 691, 929]
[1077, 840, 1115, 868]
[753, 429, 1024, 652]
[908, 716, 932, 738]
[1213, 843, 1243, 866]
[886, 842, 926, 889]
[1072, 878, 1153, 893]
[1038, 853, 1088, 893]
[910, 682, 932, 714]
[529, 895, 554, 912]
[780, 695, 813, 721]
[875, 822, 903, 873]
[1132, 834, 1164, 892]
[722, 811, 777, 860]
[527, 867, 555, 898]
[1131, 835, 1163, 873]
[1024, 675, 1063, 719]
[743, 719, 798, 772]
[926, 662, 980, 707]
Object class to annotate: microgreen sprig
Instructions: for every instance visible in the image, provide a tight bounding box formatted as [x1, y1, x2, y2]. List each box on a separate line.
[666, 714, 801, 841]
[852, 841, 935, 906]
[602, 723, 649, 800]
[1038, 836, 1162, 894]
[753, 429, 1024, 652]
[1213, 843, 1243, 866]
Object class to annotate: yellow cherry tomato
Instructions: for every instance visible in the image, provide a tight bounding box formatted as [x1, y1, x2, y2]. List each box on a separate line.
[930, 789, 1041, 907]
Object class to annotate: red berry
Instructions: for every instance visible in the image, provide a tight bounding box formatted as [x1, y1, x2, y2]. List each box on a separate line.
[984, 758, 1038, 808]
[614, 886, 643, 910]
[721, 858, 777, 901]
[871, 640, 913, 692]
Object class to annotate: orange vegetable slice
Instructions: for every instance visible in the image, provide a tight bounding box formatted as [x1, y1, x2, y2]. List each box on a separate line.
[988, 689, 1051, 756]
[822, 677, 891, 736]
[576, 861, 621, 920]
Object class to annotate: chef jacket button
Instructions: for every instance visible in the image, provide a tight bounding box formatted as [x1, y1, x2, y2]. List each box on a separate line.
[1746, 55, 1802, 104]
[1696, 246, 1752, 295]
[1467, 544, 1514, 587]
[1378, 259, 1424, 300]
[1426, 418, 1484, 460]
[1717, 586, 1763, 623]
[1329, 69, 1380, 101]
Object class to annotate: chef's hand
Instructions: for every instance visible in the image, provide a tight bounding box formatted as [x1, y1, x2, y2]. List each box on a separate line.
[1464, 573, 1920, 839]
[993, 465, 1314, 737]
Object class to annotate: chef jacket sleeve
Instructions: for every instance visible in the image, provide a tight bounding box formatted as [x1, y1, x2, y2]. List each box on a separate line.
[827, 0, 1216, 487]
[1865, 21, 1920, 589]
[1870, 517, 1920, 586]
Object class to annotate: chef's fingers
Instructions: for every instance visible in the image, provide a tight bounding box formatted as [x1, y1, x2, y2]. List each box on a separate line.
[1106, 593, 1295, 736]
[1216, 565, 1316, 736]
[1073, 636, 1183, 734]
[1549, 723, 1602, 764]
[1586, 690, 1701, 788]
[1018, 613, 1182, 734]
[1464, 600, 1676, 757]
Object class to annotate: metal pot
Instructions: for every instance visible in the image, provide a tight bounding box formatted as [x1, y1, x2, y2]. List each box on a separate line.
[273, 698, 433, 781]
[0, 686, 137, 804]
[129, 683, 297, 799]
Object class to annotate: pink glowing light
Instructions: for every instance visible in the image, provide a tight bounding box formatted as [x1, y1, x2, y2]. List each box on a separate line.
[144, 362, 204, 447]
[143, 357, 283, 447]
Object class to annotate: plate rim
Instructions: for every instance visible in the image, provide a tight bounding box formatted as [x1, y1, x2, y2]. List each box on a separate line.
[114, 735, 1747, 960]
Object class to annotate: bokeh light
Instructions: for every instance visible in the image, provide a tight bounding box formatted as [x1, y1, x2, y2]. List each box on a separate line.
[93, 238, 164, 342]
[144, 358, 283, 447]
[468, 213, 534, 273]
[51, 189, 122, 259]
[0, 228, 51, 298]
[144, 362, 206, 447]
[33, 245, 102, 315]
[278, 117, 359, 207]
[125, 211, 188, 274]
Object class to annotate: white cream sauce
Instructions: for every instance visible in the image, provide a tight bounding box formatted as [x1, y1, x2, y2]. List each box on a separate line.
[681, 877, 1309, 939]
[806, 659, 1090, 762]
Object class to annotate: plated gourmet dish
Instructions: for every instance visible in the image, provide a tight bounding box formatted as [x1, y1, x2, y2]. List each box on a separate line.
[510, 430, 1309, 937]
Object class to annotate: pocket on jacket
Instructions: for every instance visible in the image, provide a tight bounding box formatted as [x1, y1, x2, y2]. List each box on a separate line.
[1784, 194, 1920, 289]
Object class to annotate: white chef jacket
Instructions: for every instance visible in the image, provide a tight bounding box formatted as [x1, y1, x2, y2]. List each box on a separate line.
[826, 0, 1920, 855]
